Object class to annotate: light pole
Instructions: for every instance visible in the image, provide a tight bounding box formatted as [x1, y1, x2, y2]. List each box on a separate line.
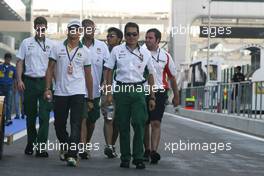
[80, 0, 84, 21]
[207, 0, 212, 84]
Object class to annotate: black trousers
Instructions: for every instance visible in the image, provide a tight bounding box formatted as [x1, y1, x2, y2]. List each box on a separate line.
[54, 95, 84, 158]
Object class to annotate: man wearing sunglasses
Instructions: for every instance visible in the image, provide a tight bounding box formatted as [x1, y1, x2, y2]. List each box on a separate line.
[16, 16, 54, 157]
[79, 19, 110, 160]
[101, 27, 123, 158]
[143, 28, 179, 164]
[105, 22, 156, 169]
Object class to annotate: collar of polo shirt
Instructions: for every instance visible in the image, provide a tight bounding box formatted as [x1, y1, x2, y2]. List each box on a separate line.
[81, 37, 95, 46]
[63, 39, 83, 48]
[125, 42, 141, 51]
[34, 35, 46, 42]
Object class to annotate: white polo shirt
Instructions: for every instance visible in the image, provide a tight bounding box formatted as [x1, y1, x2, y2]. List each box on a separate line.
[83, 39, 110, 98]
[149, 48, 177, 89]
[49, 40, 92, 96]
[16, 36, 54, 77]
[104, 43, 155, 83]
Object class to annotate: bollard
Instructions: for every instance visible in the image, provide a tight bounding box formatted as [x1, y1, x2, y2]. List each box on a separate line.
[0, 96, 5, 159]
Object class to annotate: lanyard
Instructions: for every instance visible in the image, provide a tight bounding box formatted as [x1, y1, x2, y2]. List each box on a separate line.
[35, 38, 46, 52]
[151, 48, 161, 63]
[125, 45, 143, 62]
[65, 46, 80, 64]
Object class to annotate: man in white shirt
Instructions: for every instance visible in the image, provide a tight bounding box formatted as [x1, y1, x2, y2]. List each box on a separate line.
[44, 20, 93, 167]
[144, 28, 179, 164]
[105, 22, 156, 169]
[101, 27, 123, 159]
[79, 19, 110, 160]
[16, 16, 53, 157]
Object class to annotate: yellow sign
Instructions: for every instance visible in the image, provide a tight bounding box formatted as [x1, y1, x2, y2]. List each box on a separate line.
[8, 71, 14, 78]
[223, 87, 227, 100]
[256, 82, 264, 94]
[0, 71, 4, 78]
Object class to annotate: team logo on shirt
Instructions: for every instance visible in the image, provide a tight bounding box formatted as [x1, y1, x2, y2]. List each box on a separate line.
[96, 48, 101, 54]
[46, 45, 50, 50]
[118, 54, 126, 59]
[118, 50, 126, 59]
[77, 52, 82, 57]
[28, 43, 35, 50]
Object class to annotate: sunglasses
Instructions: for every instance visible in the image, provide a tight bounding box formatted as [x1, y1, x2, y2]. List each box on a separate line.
[36, 27, 46, 32]
[107, 34, 117, 38]
[126, 32, 138, 37]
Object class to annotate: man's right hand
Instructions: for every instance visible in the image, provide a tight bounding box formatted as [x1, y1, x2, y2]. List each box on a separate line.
[44, 89, 53, 101]
[17, 80, 25, 91]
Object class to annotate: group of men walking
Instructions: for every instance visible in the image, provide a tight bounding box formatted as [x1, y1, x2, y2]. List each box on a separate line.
[15, 16, 179, 169]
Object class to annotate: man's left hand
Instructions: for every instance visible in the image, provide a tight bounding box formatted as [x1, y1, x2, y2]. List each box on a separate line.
[172, 95, 179, 107]
[87, 99, 94, 112]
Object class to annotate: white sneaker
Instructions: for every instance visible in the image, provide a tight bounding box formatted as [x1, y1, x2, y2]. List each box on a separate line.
[59, 150, 67, 161]
[67, 157, 78, 167]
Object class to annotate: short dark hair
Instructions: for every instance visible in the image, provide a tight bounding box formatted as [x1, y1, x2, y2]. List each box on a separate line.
[108, 27, 123, 41]
[236, 66, 241, 71]
[124, 22, 139, 34]
[82, 19, 95, 27]
[34, 16, 47, 28]
[4, 52, 12, 59]
[146, 28, 161, 43]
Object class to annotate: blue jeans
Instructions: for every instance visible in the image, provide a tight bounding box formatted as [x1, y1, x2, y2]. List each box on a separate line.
[14, 90, 24, 116]
[0, 84, 13, 121]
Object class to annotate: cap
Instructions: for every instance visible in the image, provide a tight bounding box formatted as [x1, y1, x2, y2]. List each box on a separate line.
[67, 19, 81, 28]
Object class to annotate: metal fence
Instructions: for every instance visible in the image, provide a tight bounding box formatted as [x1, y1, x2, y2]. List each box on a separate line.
[181, 81, 264, 120]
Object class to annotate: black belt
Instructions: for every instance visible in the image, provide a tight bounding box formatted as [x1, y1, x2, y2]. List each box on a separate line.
[116, 80, 146, 86]
[24, 75, 45, 81]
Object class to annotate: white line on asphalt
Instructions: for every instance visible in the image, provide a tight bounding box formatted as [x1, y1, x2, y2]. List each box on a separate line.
[5, 118, 55, 143]
[164, 112, 264, 142]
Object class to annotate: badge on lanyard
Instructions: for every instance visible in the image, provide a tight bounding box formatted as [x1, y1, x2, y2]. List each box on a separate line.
[67, 64, 73, 75]
[66, 45, 79, 75]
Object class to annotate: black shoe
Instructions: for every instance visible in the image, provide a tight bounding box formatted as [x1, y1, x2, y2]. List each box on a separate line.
[132, 160, 145, 169]
[24, 144, 34, 155]
[36, 151, 49, 158]
[14, 115, 20, 119]
[60, 150, 68, 161]
[143, 150, 150, 162]
[150, 151, 161, 164]
[104, 146, 115, 158]
[112, 146, 118, 158]
[79, 151, 88, 159]
[21, 114, 25, 119]
[120, 161, 130, 168]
